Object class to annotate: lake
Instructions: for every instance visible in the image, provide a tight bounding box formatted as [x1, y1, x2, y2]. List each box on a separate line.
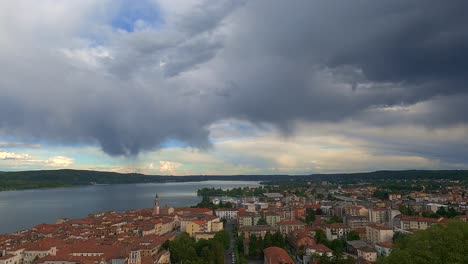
[0, 181, 260, 234]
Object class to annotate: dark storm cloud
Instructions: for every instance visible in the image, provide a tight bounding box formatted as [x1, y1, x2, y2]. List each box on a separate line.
[0, 0, 467, 158]
[212, 0, 468, 128]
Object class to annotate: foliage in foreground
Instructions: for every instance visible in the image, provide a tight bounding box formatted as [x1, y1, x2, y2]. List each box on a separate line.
[162, 231, 230, 264]
[381, 221, 468, 264]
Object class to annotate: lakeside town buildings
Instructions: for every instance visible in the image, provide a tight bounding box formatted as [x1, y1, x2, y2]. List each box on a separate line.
[1, 177, 467, 264]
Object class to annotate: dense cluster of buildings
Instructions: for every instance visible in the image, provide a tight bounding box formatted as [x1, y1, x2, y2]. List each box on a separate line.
[215, 181, 468, 264]
[1, 179, 467, 264]
[0, 194, 224, 264]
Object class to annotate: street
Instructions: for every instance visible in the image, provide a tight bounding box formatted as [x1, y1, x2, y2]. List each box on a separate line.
[224, 221, 235, 264]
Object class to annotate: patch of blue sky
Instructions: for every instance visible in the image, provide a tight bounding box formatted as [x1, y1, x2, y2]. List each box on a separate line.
[111, 0, 164, 32]
[160, 139, 187, 149]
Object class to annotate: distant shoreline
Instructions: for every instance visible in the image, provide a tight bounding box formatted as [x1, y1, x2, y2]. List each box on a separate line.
[1, 169, 467, 192]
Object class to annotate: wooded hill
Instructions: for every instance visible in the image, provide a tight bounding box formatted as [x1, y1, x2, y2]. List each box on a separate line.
[0, 169, 467, 191]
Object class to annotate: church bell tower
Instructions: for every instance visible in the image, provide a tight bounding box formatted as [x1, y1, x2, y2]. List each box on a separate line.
[153, 194, 160, 216]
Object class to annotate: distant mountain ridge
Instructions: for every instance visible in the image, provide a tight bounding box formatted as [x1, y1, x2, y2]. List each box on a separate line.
[0, 169, 467, 191]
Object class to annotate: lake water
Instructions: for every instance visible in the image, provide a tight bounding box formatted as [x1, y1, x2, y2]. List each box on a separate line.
[0, 181, 260, 234]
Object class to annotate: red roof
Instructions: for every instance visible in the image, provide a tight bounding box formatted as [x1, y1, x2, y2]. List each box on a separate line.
[277, 220, 305, 226]
[308, 243, 332, 253]
[400, 216, 444, 223]
[192, 220, 207, 225]
[263, 246, 294, 264]
[326, 223, 349, 229]
[0, 254, 15, 260]
[367, 224, 392, 230]
[376, 241, 393, 248]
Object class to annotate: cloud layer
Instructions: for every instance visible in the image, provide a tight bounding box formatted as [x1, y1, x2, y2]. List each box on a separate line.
[0, 0, 467, 171]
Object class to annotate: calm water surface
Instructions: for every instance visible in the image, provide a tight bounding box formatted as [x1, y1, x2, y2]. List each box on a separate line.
[0, 181, 259, 234]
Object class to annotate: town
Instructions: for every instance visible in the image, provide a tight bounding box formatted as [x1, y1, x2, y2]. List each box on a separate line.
[1, 177, 467, 264]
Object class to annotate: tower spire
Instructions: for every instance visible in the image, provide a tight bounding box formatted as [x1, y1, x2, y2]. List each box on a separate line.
[153, 193, 160, 216]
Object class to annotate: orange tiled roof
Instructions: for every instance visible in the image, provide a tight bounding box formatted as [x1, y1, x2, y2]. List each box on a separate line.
[277, 220, 305, 226]
[263, 246, 294, 264]
[400, 216, 444, 223]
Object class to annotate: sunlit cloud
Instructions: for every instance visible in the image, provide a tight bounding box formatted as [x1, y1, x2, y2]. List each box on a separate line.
[46, 156, 74, 167]
[0, 150, 31, 160]
[156, 160, 182, 174]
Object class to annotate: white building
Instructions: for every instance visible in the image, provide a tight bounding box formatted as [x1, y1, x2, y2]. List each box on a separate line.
[366, 224, 394, 245]
[325, 224, 350, 241]
[215, 209, 238, 220]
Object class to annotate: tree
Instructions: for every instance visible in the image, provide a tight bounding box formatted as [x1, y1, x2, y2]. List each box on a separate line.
[315, 253, 355, 264]
[326, 216, 343, 224]
[214, 230, 231, 250]
[391, 231, 407, 243]
[315, 228, 327, 244]
[257, 217, 268, 225]
[346, 230, 360, 241]
[271, 231, 286, 248]
[316, 208, 324, 215]
[160, 240, 170, 251]
[330, 239, 346, 253]
[373, 190, 389, 200]
[305, 208, 316, 224]
[382, 221, 468, 264]
[436, 206, 447, 217]
[248, 235, 258, 257]
[398, 204, 415, 216]
[168, 231, 228, 264]
[447, 207, 460, 218]
[263, 232, 273, 248]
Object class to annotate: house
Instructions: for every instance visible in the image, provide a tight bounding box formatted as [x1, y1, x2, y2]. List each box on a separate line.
[368, 208, 388, 224]
[366, 224, 393, 245]
[305, 244, 332, 257]
[264, 212, 282, 227]
[325, 224, 350, 241]
[275, 208, 296, 221]
[287, 229, 316, 253]
[194, 232, 216, 241]
[238, 210, 261, 227]
[342, 206, 369, 217]
[388, 194, 402, 201]
[0, 254, 20, 264]
[346, 240, 371, 256]
[344, 215, 368, 228]
[238, 226, 276, 239]
[159, 206, 174, 216]
[153, 250, 170, 264]
[400, 216, 444, 231]
[263, 247, 294, 264]
[131, 235, 167, 257]
[375, 242, 392, 256]
[7, 238, 60, 264]
[183, 216, 223, 237]
[174, 208, 213, 216]
[215, 209, 238, 220]
[277, 220, 305, 235]
[357, 246, 378, 263]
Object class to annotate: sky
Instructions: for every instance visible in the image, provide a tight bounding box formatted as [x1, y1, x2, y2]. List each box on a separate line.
[0, 0, 467, 175]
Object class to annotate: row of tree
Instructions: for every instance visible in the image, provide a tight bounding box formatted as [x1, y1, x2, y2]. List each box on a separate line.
[400, 204, 462, 218]
[197, 186, 269, 197]
[161, 230, 230, 264]
[235, 231, 286, 259]
[192, 195, 235, 210]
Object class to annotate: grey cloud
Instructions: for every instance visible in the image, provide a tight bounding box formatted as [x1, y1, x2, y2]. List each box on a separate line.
[0, 0, 467, 162]
[209, 0, 468, 127]
[0, 142, 41, 149]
